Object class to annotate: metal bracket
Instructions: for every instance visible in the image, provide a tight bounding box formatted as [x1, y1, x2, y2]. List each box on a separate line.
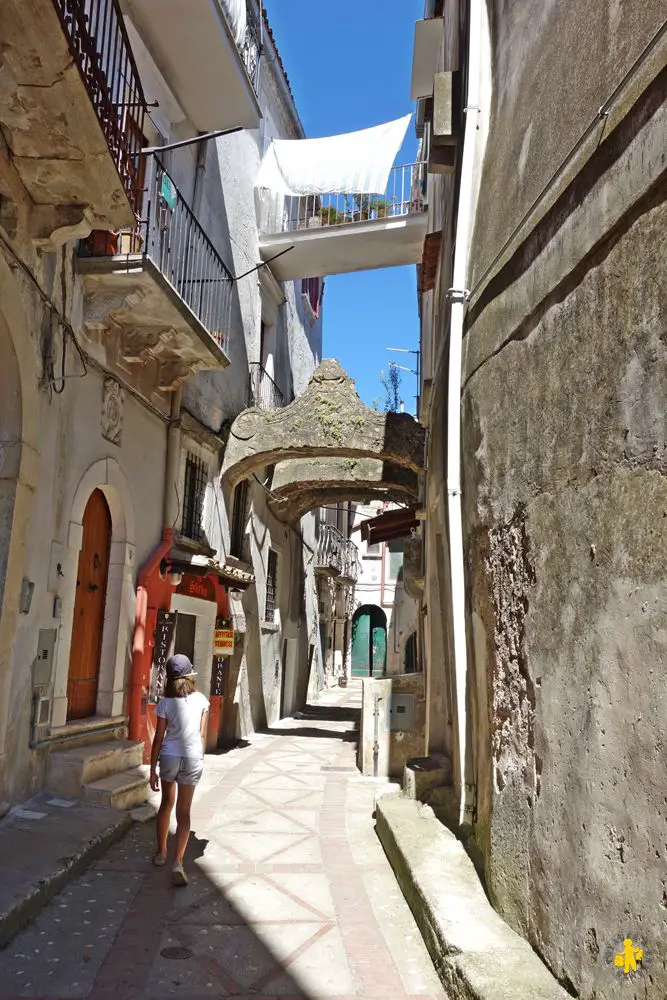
[446, 287, 470, 302]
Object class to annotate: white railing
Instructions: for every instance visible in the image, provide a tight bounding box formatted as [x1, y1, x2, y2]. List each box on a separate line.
[315, 526, 359, 585]
[259, 161, 426, 236]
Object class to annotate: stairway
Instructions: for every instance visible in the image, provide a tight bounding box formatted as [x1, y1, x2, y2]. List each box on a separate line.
[46, 739, 149, 811]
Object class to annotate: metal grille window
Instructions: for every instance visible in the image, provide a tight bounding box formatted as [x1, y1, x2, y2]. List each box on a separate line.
[265, 549, 278, 622]
[182, 453, 208, 541]
[230, 480, 249, 558]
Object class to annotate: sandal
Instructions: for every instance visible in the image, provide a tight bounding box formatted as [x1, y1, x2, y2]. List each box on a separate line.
[172, 861, 188, 886]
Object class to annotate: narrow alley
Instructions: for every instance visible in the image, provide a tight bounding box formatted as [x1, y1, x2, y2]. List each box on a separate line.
[0, 683, 446, 1000]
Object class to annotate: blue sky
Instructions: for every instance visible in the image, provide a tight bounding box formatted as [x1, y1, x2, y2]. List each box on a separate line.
[262, 0, 423, 412]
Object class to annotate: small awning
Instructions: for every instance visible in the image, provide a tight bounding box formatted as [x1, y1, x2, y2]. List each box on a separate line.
[163, 548, 255, 590]
[360, 507, 419, 546]
[216, 562, 255, 590]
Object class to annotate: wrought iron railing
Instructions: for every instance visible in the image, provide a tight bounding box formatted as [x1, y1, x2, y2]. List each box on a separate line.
[219, 0, 262, 94]
[315, 527, 358, 584]
[316, 524, 343, 578]
[80, 154, 233, 349]
[259, 161, 426, 236]
[340, 539, 359, 585]
[248, 363, 285, 410]
[240, 1, 262, 91]
[52, 0, 147, 209]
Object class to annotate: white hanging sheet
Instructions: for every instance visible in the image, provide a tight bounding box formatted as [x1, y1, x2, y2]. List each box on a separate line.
[220, 0, 247, 45]
[256, 115, 412, 196]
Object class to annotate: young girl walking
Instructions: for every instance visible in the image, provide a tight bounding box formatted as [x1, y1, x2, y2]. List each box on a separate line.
[149, 653, 209, 885]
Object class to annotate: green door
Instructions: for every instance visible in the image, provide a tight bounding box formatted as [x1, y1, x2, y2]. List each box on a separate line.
[351, 606, 387, 677]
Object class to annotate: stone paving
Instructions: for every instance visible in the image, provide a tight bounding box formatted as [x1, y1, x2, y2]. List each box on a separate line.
[0, 683, 447, 1000]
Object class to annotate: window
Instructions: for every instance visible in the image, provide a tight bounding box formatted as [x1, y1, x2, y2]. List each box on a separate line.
[229, 480, 248, 559]
[181, 452, 207, 541]
[265, 549, 278, 622]
[302, 277, 322, 317]
[386, 539, 405, 583]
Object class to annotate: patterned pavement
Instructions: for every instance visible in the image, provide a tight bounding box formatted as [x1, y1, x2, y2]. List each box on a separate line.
[0, 682, 447, 999]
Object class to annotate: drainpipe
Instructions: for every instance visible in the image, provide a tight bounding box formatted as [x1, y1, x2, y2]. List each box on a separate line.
[446, 0, 483, 827]
[128, 388, 182, 742]
[164, 387, 182, 530]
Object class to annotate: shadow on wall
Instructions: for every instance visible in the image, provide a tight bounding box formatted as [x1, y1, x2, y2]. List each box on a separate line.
[181, 137, 252, 430]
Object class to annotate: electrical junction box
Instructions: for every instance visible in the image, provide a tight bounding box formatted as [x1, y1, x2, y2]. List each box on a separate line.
[33, 629, 57, 687]
[388, 693, 416, 731]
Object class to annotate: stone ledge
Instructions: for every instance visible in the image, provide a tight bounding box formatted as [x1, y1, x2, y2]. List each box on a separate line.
[375, 793, 571, 1000]
[0, 796, 132, 949]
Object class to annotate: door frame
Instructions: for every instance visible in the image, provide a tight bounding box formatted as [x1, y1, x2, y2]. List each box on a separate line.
[66, 488, 112, 720]
[52, 459, 135, 730]
[169, 593, 217, 698]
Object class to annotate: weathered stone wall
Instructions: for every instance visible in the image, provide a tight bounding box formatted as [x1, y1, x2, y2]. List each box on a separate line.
[458, 7, 667, 995]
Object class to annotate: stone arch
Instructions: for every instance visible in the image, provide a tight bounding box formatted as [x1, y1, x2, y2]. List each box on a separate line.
[0, 255, 40, 759]
[267, 458, 419, 521]
[51, 458, 136, 727]
[221, 360, 425, 490]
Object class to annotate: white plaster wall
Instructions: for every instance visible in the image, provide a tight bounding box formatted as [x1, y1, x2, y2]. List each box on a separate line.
[1, 248, 167, 803]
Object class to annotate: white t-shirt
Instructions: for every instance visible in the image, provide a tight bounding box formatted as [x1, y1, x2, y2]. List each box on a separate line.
[156, 691, 210, 759]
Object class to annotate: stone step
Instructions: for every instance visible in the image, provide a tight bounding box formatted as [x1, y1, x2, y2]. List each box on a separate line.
[83, 766, 150, 811]
[46, 740, 144, 799]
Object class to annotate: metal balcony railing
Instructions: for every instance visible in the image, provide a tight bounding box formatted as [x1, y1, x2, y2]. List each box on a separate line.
[316, 524, 344, 578]
[340, 539, 359, 585]
[52, 0, 147, 209]
[315, 526, 359, 585]
[220, 0, 262, 94]
[240, 1, 262, 92]
[81, 154, 233, 349]
[248, 363, 285, 410]
[260, 161, 426, 236]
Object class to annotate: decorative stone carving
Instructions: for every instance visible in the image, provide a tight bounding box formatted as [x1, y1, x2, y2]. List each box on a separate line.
[29, 204, 94, 250]
[101, 378, 125, 446]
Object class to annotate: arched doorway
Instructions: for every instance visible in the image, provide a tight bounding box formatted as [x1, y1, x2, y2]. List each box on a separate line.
[351, 605, 387, 677]
[66, 489, 112, 720]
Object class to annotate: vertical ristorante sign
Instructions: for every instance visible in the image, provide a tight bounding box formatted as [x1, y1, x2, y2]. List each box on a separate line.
[150, 610, 177, 702]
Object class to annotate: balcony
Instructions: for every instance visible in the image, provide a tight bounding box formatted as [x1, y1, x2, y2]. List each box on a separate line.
[124, 0, 261, 133]
[247, 363, 285, 411]
[340, 539, 360, 586]
[76, 153, 232, 405]
[315, 525, 359, 586]
[0, 0, 147, 244]
[316, 525, 343, 578]
[258, 162, 428, 281]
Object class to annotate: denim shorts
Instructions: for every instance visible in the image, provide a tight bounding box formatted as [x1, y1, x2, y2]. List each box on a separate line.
[159, 755, 204, 786]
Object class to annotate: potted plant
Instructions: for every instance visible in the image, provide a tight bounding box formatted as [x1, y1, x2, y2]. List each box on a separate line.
[319, 205, 344, 226]
[353, 196, 394, 221]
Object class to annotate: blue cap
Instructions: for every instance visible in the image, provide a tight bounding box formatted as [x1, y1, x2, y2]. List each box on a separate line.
[165, 654, 197, 679]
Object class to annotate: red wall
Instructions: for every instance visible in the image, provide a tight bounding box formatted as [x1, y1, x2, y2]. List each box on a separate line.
[136, 568, 229, 761]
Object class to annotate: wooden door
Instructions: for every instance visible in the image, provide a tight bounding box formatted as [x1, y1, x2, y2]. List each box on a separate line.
[67, 489, 112, 720]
